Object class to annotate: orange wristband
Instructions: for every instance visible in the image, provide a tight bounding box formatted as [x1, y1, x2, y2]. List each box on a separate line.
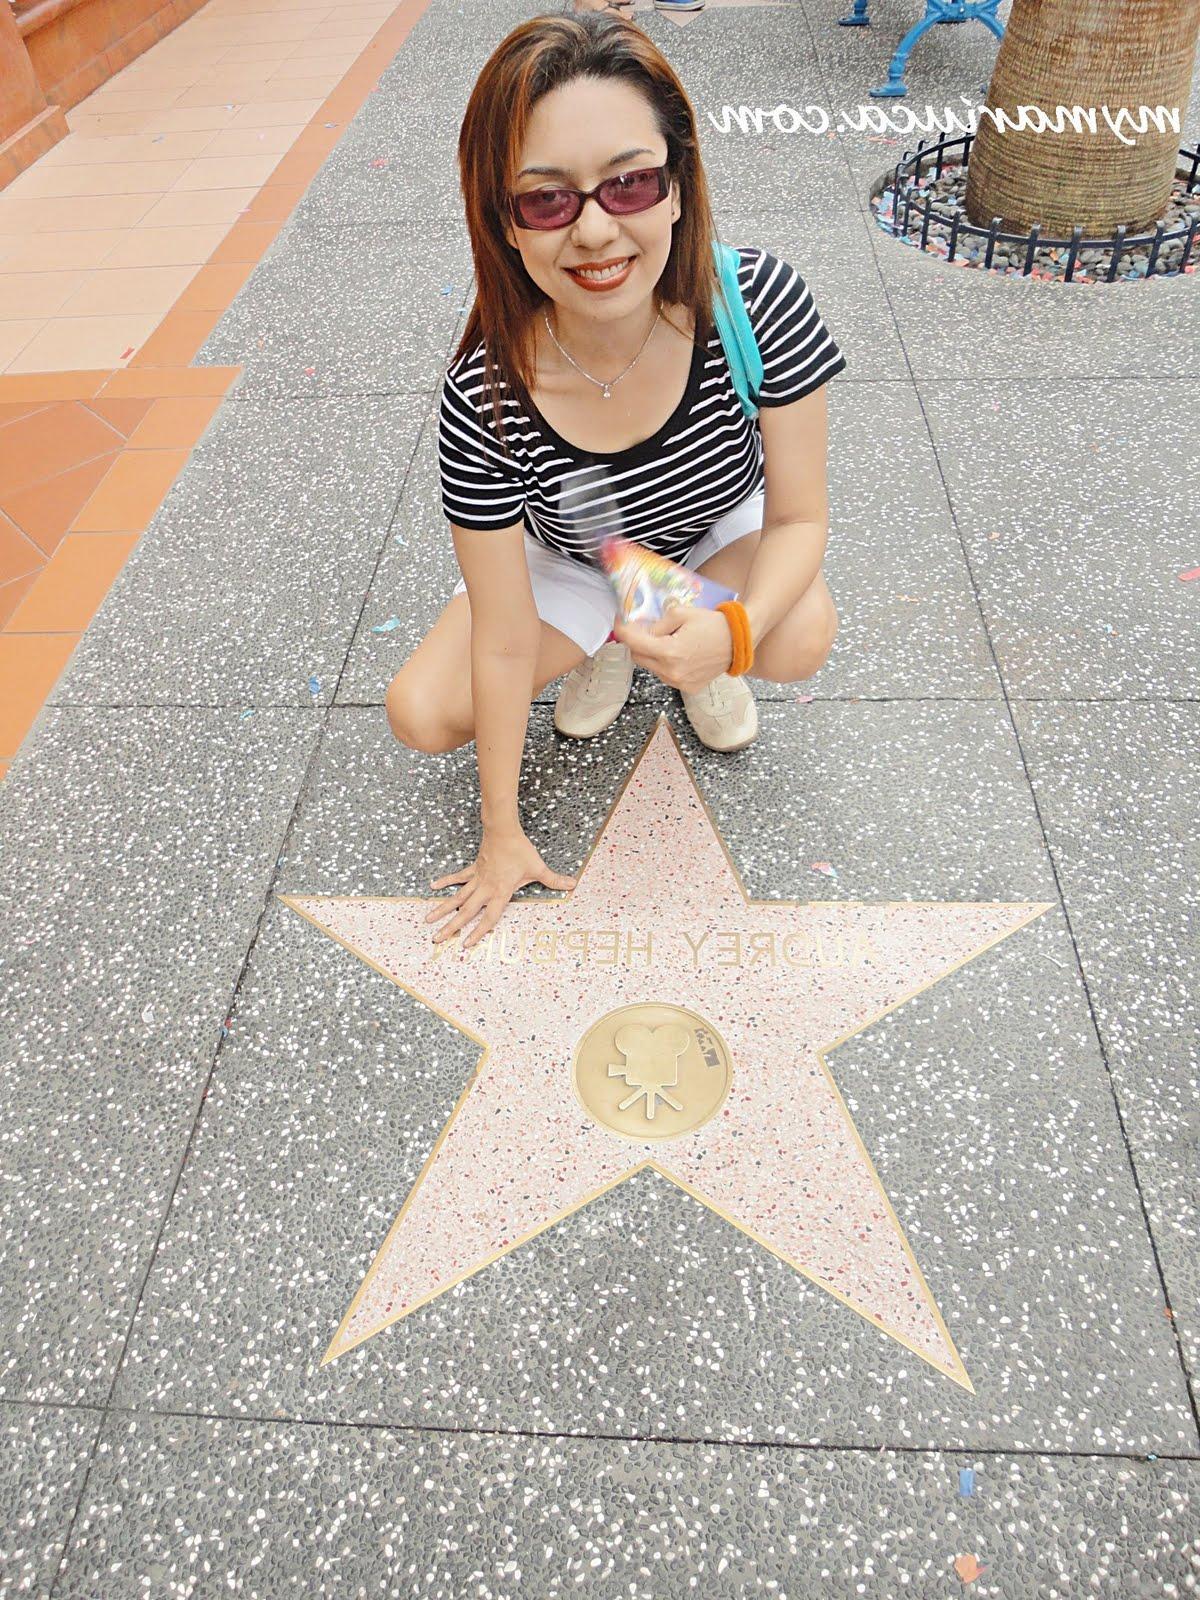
[716, 600, 754, 676]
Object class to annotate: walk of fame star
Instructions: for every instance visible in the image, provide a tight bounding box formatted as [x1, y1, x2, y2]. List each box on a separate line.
[281, 715, 1051, 1388]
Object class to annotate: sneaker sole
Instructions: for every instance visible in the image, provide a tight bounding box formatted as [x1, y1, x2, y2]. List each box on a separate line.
[554, 715, 621, 739]
[692, 726, 758, 753]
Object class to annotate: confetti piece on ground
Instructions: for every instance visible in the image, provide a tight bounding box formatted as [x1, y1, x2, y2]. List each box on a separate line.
[308, 675, 321, 697]
[959, 1467, 976, 1496]
[811, 861, 838, 878]
[239, 709, 254, 720]
[371, 616, 403, 633]
[324, 121, 338, 128]
[303, 366, 316, 377]
[151, 133, 164, 143]
[120, 346, 134, 359]
[795, 693, 814, 703]
[954, 1554, 986, 1584]
[371, 158, 389, 168]
[439, 284, 455, 295]
[1147, 1452, 1159, 1461]
[1179, 567, 1200, 582]
[142, 1005, 155, 1024]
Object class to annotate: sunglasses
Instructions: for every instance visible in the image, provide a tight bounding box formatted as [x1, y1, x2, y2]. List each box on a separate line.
[508, 163, 670, 231]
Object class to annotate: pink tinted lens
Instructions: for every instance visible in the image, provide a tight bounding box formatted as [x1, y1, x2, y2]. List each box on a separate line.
[599, 168, 663, 212]
[519, 188, 580, 228]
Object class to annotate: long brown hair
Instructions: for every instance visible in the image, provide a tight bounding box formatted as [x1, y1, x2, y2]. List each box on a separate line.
[450, 9, 722, 451]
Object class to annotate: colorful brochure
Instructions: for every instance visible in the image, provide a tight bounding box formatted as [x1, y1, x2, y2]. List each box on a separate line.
[598, 535, 738, 625]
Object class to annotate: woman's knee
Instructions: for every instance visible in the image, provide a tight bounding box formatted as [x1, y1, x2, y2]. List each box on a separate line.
[754, 586, 838, 683]
[795, 596, 838, 679]
[385, 671, 472, 753]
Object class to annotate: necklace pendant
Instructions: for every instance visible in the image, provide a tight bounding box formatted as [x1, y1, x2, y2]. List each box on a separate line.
[601, 384, 611, 400]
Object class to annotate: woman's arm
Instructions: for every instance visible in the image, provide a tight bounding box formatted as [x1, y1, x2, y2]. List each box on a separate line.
[427, 521, 576, 950]
[738, 384, 832, 647]
[451, 520, 541, 833]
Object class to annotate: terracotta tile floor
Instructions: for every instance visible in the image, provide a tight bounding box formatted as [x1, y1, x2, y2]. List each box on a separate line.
[0, 1, 396, 379]
[0, 0, 423, 779]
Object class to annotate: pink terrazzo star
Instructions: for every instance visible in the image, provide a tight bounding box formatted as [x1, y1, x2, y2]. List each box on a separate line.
[282, 715, 1051, 1387]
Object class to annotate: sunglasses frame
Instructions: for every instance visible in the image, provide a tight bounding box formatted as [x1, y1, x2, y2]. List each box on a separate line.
[508, 162, 671, 231]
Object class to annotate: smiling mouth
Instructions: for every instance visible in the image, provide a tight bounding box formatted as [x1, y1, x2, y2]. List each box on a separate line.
[565, 256, 635, 282]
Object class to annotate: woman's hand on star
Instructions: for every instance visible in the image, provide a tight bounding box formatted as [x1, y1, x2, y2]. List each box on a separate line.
[612, 604, 734, 695]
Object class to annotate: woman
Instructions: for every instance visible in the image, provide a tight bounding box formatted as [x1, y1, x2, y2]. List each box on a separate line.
[386, 10, 846, 952]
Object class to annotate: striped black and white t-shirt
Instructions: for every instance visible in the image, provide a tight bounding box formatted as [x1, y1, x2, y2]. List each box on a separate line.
[437, 245, 846, 567]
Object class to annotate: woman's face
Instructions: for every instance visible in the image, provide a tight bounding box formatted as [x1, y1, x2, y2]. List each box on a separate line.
[503, 75, 682, 320]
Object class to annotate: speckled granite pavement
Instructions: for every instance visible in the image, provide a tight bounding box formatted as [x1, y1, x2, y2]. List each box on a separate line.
[4, 0, 1199, 1592]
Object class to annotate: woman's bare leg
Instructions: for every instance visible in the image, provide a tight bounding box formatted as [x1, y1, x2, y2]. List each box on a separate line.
[385, 592, 588, 753]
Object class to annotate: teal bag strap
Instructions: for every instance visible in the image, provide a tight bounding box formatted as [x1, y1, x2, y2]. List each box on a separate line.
[710, 240, 763, 420]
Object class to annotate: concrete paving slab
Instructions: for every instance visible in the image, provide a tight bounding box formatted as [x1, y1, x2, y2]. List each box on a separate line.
[1012, 700, 1200, 1386]
[0, 709, 319, 1404]
[109, 704, 1195, 1455]
[198, 222, 473, 398]
[46, 398, 427, 710]
[651, 8, 828, 102]
[0, 1403, 99, 1598]
[869, 229, 1198, 382]
[63, 1393, 1200, 1595]
[289, 104, 465, 227]
[921, 380, 1200, 698]
[335, 406, 460, 706]
[369, 0, 543, 103]
[689, 77, 871, 216]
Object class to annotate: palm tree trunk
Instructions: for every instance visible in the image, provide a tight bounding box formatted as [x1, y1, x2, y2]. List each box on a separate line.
[964, 0, 1200, 235]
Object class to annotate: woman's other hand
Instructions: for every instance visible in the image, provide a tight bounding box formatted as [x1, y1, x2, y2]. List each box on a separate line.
[425, 829, 577, 949]
[612, 605, 734, 694]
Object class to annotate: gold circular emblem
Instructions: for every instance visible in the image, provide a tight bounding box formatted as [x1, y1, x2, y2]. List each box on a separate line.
[572, 1003, 733, 1142]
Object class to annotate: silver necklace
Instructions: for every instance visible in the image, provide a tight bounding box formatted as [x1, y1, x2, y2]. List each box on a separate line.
[542, 307, 661, 399]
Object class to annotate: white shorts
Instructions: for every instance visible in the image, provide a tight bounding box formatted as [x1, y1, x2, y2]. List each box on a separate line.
[451, 489, 765, 659]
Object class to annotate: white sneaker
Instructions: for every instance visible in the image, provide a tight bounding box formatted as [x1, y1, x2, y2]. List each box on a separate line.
[680, 672, 758, 751]
[554, 641, 634, 738]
